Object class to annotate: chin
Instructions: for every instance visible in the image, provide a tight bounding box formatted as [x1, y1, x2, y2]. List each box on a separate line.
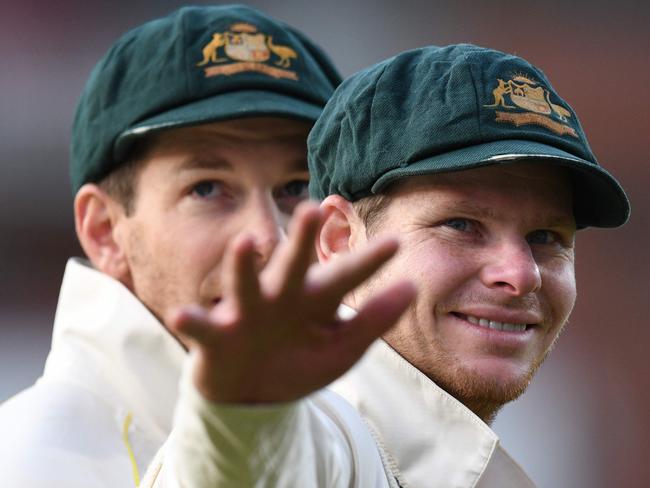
[436, 357, 543, 410]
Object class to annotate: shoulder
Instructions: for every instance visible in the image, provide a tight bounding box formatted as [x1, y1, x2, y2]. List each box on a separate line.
[0, 379, 118, 438]
[0, 381, 133, 487]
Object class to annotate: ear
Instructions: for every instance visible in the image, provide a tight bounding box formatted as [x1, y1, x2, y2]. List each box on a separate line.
[317, 195, 368, 264]
[74, 184, 132, 284]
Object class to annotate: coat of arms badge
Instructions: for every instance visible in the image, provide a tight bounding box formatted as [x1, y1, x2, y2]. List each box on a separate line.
[196, 23, 299, 80]
[484, 75, 577, 137]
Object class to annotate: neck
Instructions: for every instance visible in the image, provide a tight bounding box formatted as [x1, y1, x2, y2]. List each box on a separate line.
[461, 398, 503, 425]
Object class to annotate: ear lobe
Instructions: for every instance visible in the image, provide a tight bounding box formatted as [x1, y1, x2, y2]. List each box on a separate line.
[317, 195, 366, 263]
[74, 184, 131, 282]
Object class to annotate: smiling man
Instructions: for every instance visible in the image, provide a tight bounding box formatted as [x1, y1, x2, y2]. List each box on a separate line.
[325, 163, 577, 423]
[147, 44, 630, 487]
[308, 44, 629, 485]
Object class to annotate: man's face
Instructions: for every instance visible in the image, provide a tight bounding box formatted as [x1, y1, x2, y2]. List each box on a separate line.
[352, 163, 576, 417]
[115, 117, 311, 327]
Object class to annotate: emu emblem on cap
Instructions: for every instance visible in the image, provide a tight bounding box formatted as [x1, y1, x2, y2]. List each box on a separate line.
[484, 75, 577, 138]
[197, 22, 298, 80]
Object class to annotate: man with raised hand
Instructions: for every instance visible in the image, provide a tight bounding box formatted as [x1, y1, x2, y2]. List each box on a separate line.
[150, 44, 630, 487]
[0, 5, 413, 487]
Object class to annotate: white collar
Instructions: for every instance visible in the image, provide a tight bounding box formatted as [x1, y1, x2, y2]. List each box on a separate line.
[330, 305, 534, 487]
[43, 258, 186, 436]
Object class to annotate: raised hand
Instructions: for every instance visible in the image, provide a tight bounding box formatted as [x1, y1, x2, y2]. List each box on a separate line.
[168, 201, 416, 404]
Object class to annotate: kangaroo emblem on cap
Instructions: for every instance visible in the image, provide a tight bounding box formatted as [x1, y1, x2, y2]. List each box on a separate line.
[196, 23, 299, 80]
[484, 75, 577, 137]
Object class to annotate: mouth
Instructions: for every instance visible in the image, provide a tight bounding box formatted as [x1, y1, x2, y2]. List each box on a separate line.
[452, 312, 533, 333]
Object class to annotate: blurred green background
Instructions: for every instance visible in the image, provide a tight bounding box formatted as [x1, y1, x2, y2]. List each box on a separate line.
[1, 1, 648, 487]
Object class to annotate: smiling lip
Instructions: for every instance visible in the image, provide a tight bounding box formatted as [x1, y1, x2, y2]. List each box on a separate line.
[452, 311, 539, 333]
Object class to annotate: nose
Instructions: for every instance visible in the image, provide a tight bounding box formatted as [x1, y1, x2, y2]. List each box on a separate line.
[245, 195, 285, 267]
[479, 238, 542, 296]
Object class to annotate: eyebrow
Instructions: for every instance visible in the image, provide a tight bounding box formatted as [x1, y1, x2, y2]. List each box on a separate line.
[177, 156, 309, 173]
[440, 200, 500, 220]
[178, 156, 233, 173]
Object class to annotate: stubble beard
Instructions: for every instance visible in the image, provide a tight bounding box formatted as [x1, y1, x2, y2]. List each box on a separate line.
[382, 296, 566, 424]
[125, 227, 174, 327]
[350, 241, 568, 423]
[423, 329, 563, 424]
[426, 291, 565, 423]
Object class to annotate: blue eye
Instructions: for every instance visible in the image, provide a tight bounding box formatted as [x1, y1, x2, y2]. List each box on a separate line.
[192, 181, 223, 198]
[281, 180, 309, 198]
[444, 218, 472, 231]
[275, 179, 309, 214]
[527, 230, 556, 245]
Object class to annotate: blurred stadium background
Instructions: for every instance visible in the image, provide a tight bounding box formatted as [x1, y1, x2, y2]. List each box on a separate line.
[1, 1, 648, 487]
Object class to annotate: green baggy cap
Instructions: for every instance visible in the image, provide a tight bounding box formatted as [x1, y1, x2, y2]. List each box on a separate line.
[71, 4, 341, 192]
[308, 44, 629, 228]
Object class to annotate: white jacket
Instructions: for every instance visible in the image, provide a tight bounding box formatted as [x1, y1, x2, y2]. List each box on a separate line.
[146, 313, 536, 487]
[0, 259, 186, 487]
[0, 259, 535, 487]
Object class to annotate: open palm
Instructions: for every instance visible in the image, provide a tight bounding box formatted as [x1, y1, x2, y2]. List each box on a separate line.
[168, 202, 416, 404]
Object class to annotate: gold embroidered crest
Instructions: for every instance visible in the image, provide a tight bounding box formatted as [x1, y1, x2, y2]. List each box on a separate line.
[196, 23, 298, 80]
[484, 75, 577, 137]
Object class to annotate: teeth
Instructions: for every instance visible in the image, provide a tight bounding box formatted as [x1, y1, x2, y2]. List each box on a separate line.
[464, 314, 526, 332]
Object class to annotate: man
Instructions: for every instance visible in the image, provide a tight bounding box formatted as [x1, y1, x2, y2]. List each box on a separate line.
[144, 45, 630, 486]
[0, 5, 396, 486]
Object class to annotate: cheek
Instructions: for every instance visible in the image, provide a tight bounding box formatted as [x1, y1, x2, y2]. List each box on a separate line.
[178, 224, 231, 276]
[165, 211, 229, 253]
[381, 239, 479, 337]
[143, 216, 231, 285]
[542, 261, 577, 326]
[396, 238, 479, 295]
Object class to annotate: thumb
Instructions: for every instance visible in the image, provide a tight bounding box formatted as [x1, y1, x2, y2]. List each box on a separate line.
[168, 305, 218, 349]
[345, 280, 417, 349]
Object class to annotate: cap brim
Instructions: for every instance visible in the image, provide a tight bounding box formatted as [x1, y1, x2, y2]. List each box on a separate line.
[114, 89, 323, 162]
[372, 139, 630, 228]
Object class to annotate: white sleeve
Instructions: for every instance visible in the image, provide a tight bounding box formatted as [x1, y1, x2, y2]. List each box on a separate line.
[140, 357, 390, 488]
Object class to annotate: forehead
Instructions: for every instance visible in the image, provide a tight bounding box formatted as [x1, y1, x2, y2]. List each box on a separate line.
[133, 117, 311, 175]
[147, 117, 312, 147]
[386, 162, 574, 220]
[394, 162, 570, 194]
